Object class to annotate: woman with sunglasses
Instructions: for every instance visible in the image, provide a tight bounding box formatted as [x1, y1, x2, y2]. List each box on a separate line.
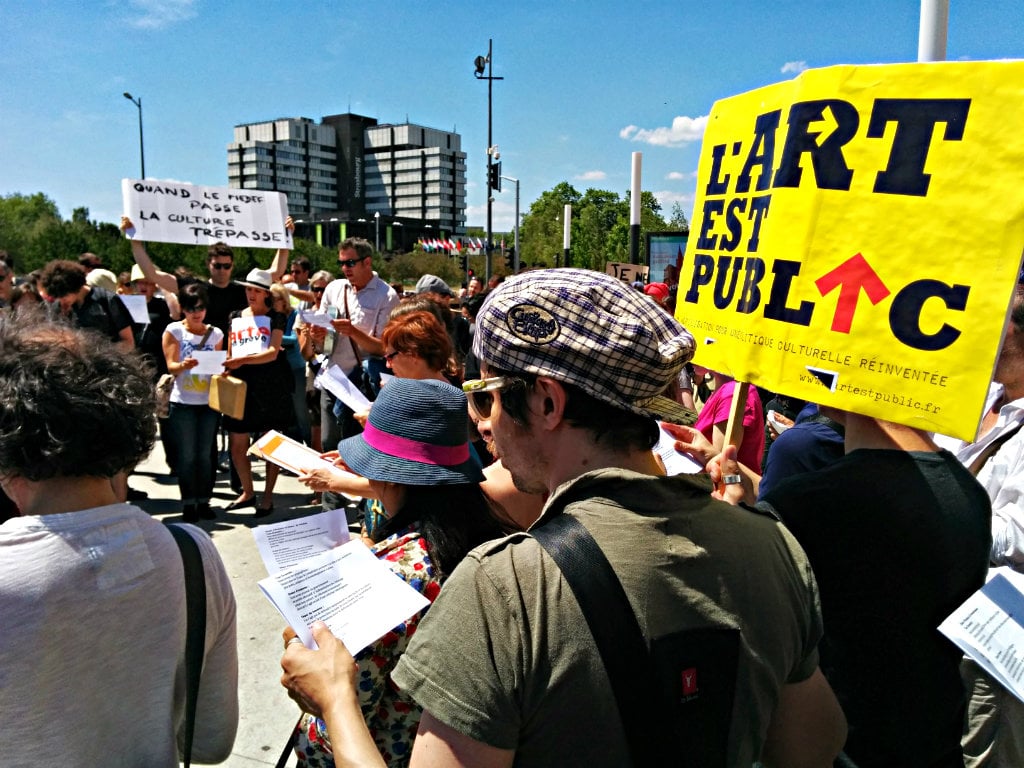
[300, 308, 462, 522]
[381, 308, 458, 383]
[289, 378, 509, 768]
[161, 282, 224, 522]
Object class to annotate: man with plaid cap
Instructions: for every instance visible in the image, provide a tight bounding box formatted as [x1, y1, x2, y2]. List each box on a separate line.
[282, 269, 845, 767]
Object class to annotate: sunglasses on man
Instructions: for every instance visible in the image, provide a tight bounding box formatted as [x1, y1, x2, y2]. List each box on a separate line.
[338, 256, 368, 268]
[462, 377, 511, 421]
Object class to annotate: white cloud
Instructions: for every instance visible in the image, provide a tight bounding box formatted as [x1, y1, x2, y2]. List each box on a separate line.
[126, 0, 198, 30]
[619, 115, 708, 147]
[665, 171, 697, 181]
[652, 190, 696, 222]
[466, 199, 517, 232]
[575, 170, 607, 181]
[781, 60, 809, 74]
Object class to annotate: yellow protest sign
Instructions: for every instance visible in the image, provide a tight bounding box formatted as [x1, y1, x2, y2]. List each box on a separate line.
[675, 61, 1024, 440]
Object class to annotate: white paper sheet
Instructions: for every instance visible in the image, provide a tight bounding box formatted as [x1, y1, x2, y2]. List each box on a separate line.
[190, 350, 227, 375]
[258, 539, 430, 652]
[252, 508, 351, 574]
[249, 430, 362, 499]
[119, 294, 150, 325]
[298, 309, 335, 330]
[767, 410, 793, 434]
[655, 425, 704, 475]
[315, 364, 372, 413]
[940, 567, 1024, 704]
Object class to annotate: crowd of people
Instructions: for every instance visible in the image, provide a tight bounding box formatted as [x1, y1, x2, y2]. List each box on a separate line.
[1, 230, 1023, 768]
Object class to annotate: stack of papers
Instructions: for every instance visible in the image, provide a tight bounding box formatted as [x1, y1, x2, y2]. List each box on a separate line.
[940, 566, 1024, 703]
[255, 510, 430, 652]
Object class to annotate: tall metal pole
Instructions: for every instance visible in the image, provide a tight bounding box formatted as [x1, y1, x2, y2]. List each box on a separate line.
[475, 40, 503, 284]
[918, 0, 949, 62]
[123, 92, 145, 179]
[563, 204, 572, 268]
[629, 152, 642, 265]
[502, 176, 520, 273]
[486, 39, 494, 283]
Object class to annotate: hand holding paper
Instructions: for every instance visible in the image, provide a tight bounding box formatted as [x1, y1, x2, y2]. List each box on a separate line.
[259, 540, 430, 652]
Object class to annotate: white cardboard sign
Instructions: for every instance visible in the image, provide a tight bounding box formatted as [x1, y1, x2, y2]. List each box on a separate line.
[121, 179, 292, 249]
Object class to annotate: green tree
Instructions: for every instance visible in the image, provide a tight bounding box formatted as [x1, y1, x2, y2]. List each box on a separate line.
[667, 202, 690, 233]
[0, 192, 62, 268]
[572, 189, 627, 271]
[519, 182, 580, 268]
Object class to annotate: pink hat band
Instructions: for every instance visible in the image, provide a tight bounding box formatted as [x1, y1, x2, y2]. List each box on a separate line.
[362, 421, 470, 467]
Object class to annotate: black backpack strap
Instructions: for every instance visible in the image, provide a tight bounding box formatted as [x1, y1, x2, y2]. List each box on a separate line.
[969, 421, 1024, 476]
[530, 513, 666, 766]
[531, 491, 740, 768]
[166, 523, 207, 768]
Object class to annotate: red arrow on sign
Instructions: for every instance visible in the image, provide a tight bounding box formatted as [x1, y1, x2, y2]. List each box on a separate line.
[814, 253, 891, 334]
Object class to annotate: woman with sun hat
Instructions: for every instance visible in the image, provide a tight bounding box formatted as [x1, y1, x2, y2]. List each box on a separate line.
[289, 377, 507, 767]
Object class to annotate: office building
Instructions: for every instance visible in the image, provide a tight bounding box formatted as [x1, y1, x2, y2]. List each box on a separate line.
[227, 113, 466, 248]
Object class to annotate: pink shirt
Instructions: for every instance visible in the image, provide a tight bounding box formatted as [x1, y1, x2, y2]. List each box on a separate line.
[695, 379, 766, 470]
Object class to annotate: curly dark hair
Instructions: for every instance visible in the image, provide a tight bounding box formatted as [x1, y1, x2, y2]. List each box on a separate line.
[0, 315, 157, 481]
[39, 259, 87, 299]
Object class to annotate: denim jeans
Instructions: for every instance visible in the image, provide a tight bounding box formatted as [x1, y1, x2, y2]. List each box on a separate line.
[166, 402, 219, 505]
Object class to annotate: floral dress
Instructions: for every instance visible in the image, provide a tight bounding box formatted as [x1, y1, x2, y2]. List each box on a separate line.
[294, 524, 442, 767]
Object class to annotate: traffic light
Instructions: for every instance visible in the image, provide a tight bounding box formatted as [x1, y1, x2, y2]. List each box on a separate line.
[461, 254, 469, 276]
[505, 248, 515, 270]
[489, 161, 502, 192]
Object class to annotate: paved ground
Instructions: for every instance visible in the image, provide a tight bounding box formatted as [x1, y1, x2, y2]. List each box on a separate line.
[132, 436, 339, 767]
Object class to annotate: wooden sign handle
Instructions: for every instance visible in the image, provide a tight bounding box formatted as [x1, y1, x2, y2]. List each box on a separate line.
[723, 381, 749, 451]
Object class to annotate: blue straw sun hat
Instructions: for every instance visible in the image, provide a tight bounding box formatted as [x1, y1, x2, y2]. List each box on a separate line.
[337, 378, 483, 486]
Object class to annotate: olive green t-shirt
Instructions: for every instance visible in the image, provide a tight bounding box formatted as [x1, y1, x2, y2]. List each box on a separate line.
[392, 468, 822, 766]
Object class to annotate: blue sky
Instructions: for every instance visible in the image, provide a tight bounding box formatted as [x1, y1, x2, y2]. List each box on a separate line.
[3, 0, 1023, 232]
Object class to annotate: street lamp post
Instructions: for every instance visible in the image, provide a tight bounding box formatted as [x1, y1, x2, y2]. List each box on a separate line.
[474, 39, 503, 283]
[374, 211, 381, 253]
[122, 92, 145, 179]
[501, 175, 520, 273]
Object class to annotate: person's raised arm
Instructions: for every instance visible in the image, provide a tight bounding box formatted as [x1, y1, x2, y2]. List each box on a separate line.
[120, 216, 179, 296]
[268, 216, 295, 282]
[760, 668, 847, 768]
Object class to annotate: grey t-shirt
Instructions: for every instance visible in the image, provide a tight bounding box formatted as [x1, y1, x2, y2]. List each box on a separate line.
[392, 468, 822, 766]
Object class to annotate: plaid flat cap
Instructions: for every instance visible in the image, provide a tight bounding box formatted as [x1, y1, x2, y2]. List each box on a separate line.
[473, 269, 696, 423]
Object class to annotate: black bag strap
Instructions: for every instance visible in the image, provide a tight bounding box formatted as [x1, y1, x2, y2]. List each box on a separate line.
[342, 287, 363, 365]
[197, 324, 214, 349]
[530, 511, 667, 766]
[969, 421, 1024, 476]
[167, 523, 207, 768]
